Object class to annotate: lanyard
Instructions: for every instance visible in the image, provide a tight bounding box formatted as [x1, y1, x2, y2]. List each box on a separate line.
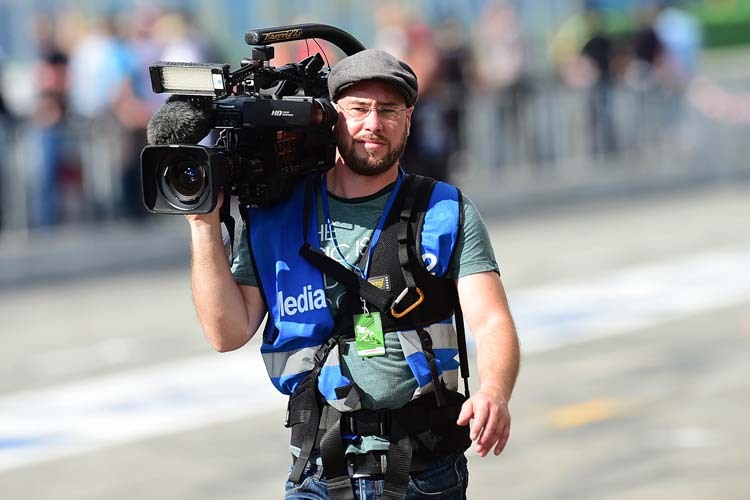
[320, 169, 404, 280]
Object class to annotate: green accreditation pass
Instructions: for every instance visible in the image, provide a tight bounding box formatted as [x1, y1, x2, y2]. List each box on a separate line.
[354, 312, 385, 357]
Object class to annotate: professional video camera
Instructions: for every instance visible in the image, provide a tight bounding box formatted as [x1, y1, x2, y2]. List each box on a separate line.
[141, 24, 365, 214]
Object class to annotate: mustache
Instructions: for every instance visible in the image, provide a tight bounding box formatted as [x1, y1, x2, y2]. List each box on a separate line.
[355, 135, 389, 144]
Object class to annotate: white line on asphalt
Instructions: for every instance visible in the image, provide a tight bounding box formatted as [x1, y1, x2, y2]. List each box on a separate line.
[0, 350, 284, 472]
[1, 249, 748, 472]
[512, 249, 750, 353]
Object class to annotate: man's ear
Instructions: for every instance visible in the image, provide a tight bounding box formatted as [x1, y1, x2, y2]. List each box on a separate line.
[406, 107, 414, 136]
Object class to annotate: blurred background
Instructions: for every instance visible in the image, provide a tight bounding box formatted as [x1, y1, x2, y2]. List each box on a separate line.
[0, 0, 748, 499]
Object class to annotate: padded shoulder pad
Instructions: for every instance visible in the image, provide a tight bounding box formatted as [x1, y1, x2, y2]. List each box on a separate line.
[420, 181, 461, 278]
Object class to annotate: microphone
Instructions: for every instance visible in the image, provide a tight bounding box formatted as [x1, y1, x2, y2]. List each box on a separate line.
[146, 96, 214, 145]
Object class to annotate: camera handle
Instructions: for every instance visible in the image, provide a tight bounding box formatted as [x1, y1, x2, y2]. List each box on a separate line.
[245, 23, 365, 56]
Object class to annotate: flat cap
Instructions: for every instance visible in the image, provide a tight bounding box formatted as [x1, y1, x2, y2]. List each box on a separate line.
[328, 49, 418, 107]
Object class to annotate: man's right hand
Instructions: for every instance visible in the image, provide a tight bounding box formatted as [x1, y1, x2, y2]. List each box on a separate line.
[185, 191, 224, 227]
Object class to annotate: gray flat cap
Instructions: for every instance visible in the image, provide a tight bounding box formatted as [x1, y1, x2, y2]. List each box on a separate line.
[328, 49, 418, 107]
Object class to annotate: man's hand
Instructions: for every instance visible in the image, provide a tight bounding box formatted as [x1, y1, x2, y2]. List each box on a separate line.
[185, 191, 223, 226]
[457, 387, 511, 457]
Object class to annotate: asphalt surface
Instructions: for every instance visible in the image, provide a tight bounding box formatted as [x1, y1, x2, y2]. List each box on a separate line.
[0, 181, 748, 499]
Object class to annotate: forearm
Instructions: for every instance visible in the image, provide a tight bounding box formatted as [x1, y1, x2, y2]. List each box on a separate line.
[474, 313, 519, 403]
[189, 221, 253, 351]
[457, 271, 520, 403]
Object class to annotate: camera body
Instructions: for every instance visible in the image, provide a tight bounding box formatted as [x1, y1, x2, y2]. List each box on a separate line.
[141, 24, 365, 214]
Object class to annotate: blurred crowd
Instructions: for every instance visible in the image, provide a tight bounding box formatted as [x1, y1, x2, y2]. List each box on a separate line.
[0, 7, 216, 232]
[0, 1, 713, 234]
[554, 1, 702, 156]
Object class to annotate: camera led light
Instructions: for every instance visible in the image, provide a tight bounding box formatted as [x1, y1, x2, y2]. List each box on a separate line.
[149, 62, 230, 97]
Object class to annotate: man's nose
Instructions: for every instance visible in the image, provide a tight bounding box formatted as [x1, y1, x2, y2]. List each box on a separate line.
[362, 108, 384, 130]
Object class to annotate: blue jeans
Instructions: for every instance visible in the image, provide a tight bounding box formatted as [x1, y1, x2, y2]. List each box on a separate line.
[285, 453, 468, 499]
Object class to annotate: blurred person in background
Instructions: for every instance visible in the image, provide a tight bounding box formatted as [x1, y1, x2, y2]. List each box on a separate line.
[434, 17, 471, 170]
[152, 11, 211, 64]
[653, 0, 702, 130]
[624, 3, 668, 147]
[0, 56, 8, 121]
[371, 2, 411, 60]
[630, 4, 665, 80]
[67, 14, 133, 221]
[27, 15, 72, 228]
[0, 47, 9, 233]
[372, 4, 468, 183]
[399, 21, 451, 182]
[580, 8, 618, 156]
[110, 8, 167, 219]
[654, 0, 701, 84]
[471, 0, 531, 168]
[401, 16, 471, 184]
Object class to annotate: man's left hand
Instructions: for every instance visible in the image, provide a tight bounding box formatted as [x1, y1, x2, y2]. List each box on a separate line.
[457, 388, 511, 457]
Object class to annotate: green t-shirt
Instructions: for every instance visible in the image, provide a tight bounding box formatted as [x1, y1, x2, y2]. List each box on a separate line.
[231, 181, 498, 452]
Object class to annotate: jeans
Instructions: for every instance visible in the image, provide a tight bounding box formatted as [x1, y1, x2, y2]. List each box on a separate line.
[284, 453, 468, 499]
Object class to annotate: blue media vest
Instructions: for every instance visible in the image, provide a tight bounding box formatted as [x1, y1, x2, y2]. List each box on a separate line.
[246, 176, 461, 410]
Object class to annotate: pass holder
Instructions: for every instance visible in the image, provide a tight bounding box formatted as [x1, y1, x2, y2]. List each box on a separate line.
[354, 298, 385, 357]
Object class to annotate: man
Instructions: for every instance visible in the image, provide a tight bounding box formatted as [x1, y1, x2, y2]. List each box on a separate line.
[187, 49, 519, 500]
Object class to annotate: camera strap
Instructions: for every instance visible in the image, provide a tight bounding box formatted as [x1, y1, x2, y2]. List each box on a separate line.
[220, 195, 236, 263]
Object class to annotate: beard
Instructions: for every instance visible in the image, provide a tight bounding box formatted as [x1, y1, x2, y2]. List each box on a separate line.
[337, 128, 408, 177]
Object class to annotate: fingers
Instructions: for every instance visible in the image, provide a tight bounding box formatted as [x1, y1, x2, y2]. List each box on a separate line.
[470, 399, 490, 442]
[215, 190, 225, 211]
[456, 399, 474, 427]
[478, 404, 499, 448]
[185, 190, 224, 225]
[460, 394, 512, 458]
[494, 421, 511, 456]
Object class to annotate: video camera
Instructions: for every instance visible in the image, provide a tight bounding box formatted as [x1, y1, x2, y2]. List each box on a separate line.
[141, 24, 365, 214]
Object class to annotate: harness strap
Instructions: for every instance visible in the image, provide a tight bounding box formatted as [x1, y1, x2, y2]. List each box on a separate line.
[299, 243, 394, 312]
[417, 327, 447, 407]
[396, 176, 449, 406]
[454, 300, 471, 397]
[287, 382, 320, 483]
[382, 419, 412, 500]
[320, 418, 355, 500]
[219, 193, 236, 263]
[392, 175, 432, 316]
[397, 175, 430, 284]
[287, 335, 340, 483]
[317, 407, 408, 500]
[451, 188, 471, 397]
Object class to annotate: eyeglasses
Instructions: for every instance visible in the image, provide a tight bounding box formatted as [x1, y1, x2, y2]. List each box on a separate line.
[336, 103, 409, 122]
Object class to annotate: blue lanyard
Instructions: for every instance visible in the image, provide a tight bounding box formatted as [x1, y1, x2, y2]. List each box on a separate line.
[320, 169, 404, 280]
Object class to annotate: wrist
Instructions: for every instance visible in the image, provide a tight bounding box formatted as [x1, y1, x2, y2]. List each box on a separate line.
[188, 217, 222, 238]
[478, 383, 509, 404]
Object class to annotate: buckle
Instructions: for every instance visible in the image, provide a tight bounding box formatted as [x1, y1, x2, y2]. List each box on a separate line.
[348, 453, 387, 478]
[347, 413, 389, 436]
[390, 287, 424, 318]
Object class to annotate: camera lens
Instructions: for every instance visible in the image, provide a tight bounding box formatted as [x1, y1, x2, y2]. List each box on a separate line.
[171, 163, 205, 200]
[161, 156, 208, 204]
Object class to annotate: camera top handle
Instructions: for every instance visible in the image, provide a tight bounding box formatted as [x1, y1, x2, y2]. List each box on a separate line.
[245, 23, 365, 56]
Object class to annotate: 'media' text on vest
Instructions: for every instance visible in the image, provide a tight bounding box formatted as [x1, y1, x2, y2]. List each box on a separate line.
[278, 285, 327, 317]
